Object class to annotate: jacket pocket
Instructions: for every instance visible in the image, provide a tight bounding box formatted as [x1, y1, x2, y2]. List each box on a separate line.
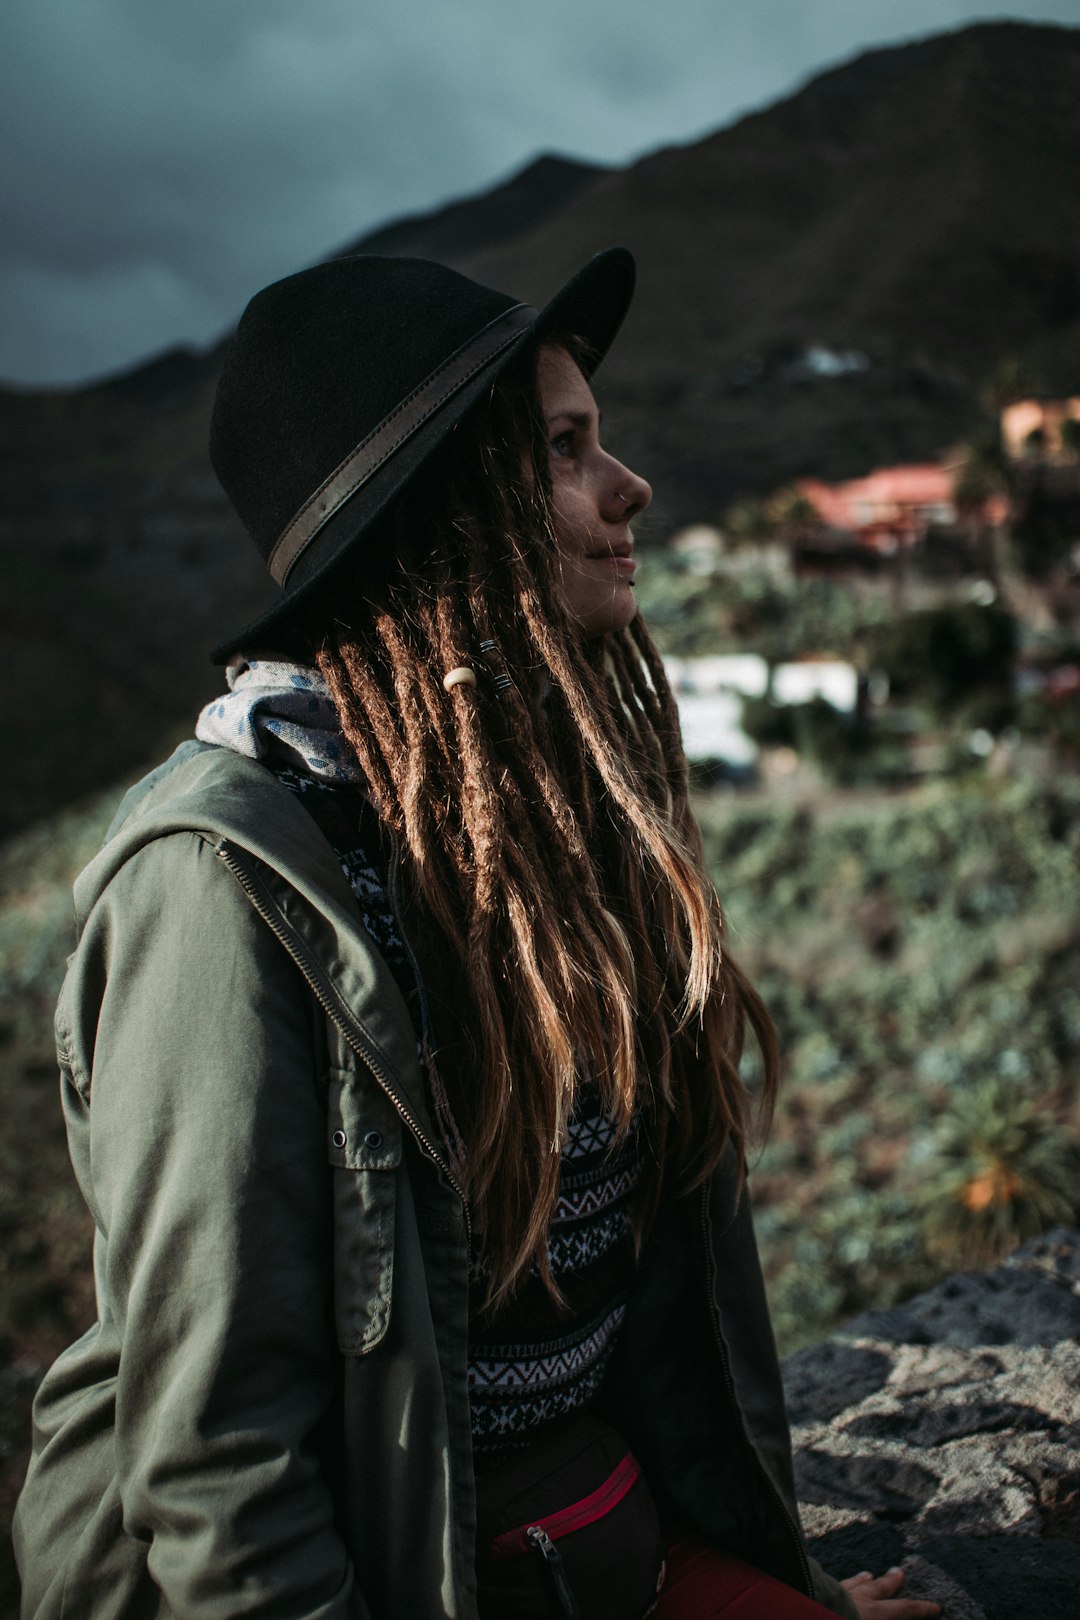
[327, 1070, 402, 1354]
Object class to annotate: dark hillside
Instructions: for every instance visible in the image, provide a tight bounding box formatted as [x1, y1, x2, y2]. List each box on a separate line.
[0, 367, 274, 830]
[456, 22, 1080, 524]
[465, 22, 1080, 374]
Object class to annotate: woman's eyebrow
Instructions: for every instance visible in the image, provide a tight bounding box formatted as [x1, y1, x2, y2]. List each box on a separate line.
[545, 408, 603, 429]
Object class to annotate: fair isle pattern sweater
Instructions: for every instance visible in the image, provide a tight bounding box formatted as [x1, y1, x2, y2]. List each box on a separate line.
[271, 764, 644, 1466]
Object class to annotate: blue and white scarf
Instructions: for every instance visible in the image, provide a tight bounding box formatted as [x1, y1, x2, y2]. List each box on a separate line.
[195, 656, 363, 785]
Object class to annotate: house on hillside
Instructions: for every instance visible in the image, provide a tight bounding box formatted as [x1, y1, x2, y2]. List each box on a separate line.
[664, 654, 769, 700]
[798, 464, 954, 552]
[662, 654, 860, 777]
[771, 660, 858, 714]
[1001, 397, 1080, 461]
[794, 461, 1008, 569]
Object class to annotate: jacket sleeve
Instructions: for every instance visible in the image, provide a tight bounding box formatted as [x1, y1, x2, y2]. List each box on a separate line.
[62, 829, 367, 1618]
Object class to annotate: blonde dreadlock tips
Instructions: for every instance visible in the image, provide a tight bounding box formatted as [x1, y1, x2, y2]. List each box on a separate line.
[442, 666, 478, 692]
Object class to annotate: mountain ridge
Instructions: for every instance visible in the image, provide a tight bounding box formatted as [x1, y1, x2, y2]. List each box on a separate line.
[335, 152, 604, 267]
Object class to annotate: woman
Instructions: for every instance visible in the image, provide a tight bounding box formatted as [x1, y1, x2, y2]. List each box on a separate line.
[15, 250, 938, 1619]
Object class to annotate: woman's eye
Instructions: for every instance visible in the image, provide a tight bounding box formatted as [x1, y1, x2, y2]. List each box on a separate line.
[550, 431, 575, 459]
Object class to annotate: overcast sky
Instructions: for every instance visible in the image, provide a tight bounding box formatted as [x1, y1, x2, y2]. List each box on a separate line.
[2, 1, 1076, 387]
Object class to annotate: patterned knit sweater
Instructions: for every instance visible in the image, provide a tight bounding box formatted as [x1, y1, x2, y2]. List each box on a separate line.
[272, 765, 643, 1467]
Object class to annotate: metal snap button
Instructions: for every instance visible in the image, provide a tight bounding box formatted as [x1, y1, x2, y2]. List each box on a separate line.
[363, 1129, 384, 1150]
[332, 1129, 347, 1149]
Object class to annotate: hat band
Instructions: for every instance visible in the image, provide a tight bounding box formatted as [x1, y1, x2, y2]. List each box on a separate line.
[268, 301, 538, 588]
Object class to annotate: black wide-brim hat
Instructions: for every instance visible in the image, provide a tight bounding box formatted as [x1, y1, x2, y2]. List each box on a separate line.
[209, 246, 636, 660]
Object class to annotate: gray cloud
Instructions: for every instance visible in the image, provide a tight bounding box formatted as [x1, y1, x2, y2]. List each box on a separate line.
[1, 0, 1076, 384]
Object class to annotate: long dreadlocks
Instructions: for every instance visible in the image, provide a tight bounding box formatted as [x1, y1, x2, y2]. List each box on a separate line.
[304, 339, 779, 1308]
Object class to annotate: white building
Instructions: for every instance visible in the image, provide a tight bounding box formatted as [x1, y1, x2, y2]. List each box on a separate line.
[675, 691, 758, 768]
[663, 654, 859, 769]
[663, 654, 769, 699]
[771, 661, 858, 714]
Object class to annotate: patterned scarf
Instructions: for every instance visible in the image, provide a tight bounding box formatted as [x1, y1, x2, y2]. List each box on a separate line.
[195, 655, 363, 784]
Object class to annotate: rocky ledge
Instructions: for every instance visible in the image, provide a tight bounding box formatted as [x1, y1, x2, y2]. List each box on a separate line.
[785, 1228, 1080, 1619]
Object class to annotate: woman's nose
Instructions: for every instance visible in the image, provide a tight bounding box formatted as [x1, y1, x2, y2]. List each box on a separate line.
[608, 460, 652, 520]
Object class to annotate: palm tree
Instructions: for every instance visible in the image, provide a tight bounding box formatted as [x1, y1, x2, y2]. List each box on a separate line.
[979, 354, 1045, 415]
[951, 434, 1012, 579]
[952, 435, 1011, 509]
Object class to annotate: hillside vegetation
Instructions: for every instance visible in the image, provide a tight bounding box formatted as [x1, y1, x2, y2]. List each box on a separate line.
[699, 776, 1080, 1350]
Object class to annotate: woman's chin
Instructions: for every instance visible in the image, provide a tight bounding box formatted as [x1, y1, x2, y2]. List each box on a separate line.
[576, 586, 639, 641]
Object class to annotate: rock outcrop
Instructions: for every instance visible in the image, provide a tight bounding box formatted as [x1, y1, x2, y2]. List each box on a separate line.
[786, 1228, 1080, 1619]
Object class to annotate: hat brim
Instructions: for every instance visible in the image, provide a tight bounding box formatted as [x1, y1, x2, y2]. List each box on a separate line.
[209, 247, 636, 662]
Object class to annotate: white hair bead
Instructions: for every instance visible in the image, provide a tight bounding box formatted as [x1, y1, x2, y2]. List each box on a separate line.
[442, 666, 478, 692]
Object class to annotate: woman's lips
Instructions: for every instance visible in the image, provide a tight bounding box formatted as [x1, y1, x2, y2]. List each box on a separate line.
[587, 550, 636, 576]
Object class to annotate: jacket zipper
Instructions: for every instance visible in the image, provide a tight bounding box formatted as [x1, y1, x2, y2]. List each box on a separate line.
[525, 1527, 580, 1619]
[699, 1183, 813, 1598]
[214, 840, 470, 1238]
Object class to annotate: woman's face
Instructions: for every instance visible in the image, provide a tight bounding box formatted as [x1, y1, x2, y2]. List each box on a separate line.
[537, 344, 652, 640]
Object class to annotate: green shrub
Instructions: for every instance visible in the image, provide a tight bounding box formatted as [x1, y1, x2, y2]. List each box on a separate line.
[1018, 687, 1080, 756]
[918, 1078, 1079, 1268]
[633, 555, 891, 661]
[864, 602, 1017, 725]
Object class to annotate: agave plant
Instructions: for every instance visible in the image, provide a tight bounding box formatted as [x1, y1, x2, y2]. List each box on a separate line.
[919, 1077, 1079, 1268]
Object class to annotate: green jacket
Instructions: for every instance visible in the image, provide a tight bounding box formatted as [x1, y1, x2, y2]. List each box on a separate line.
[15, 742, 857, 1619]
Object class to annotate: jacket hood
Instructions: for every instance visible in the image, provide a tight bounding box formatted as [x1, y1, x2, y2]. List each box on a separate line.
[78, 740, 439, 1156]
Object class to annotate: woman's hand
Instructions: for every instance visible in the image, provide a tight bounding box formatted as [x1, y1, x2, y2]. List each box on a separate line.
[842, 1567, 942, 1618]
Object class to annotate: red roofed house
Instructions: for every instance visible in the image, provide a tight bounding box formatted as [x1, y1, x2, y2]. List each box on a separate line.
[796, 463, 1007, 554]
